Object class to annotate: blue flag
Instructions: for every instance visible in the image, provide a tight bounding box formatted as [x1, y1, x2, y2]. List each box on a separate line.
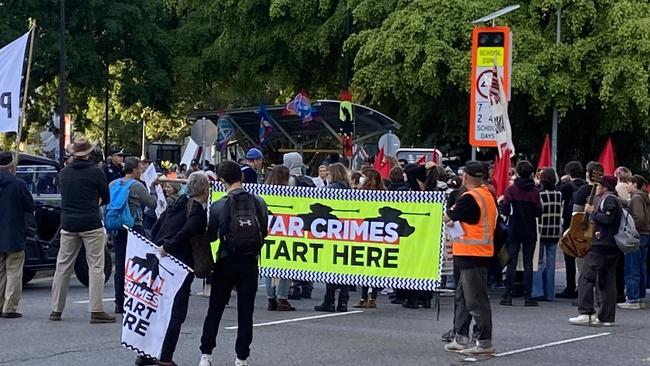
[259, 103, 272, 146]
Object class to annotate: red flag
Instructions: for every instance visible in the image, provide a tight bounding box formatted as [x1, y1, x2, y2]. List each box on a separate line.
[598, 137, 616, 175]
[373, 147, 391, 178]
[493, 149, 511, 198]
[537, 134, 551, 170]
[416, 155, 426, 165]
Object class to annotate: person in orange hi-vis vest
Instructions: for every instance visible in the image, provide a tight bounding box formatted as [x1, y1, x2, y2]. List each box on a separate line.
[443, 161, 497, 356]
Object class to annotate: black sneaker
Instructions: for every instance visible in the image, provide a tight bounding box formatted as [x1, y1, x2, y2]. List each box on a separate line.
[524, 298, 539, 307]
[499, 297, 512, 306]
[556, 289, 578, 299]
[336, 302, 348, 312]
[314, 303, 335, 312]
[441, 329, 455, 343]
[134, 356, 157, 366]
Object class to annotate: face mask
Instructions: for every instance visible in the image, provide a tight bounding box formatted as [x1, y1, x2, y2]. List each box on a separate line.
[359, 176, 366, 185]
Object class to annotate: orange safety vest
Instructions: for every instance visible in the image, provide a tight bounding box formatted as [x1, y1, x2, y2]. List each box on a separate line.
[451, 185, 497, 257]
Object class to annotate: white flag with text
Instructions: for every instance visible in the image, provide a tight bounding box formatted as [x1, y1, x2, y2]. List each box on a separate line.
[0, 31, 30, 133]
[121, 230, 191, 359]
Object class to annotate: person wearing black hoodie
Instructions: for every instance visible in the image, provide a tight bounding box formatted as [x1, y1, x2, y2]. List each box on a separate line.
[499, 161, 542, 307]
[50, 138, 115, 323]
[315, 163, 352, 313]
[0, 152, 34, 318]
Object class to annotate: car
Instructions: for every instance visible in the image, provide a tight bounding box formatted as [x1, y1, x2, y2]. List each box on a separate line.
[16, 153, 112, 287]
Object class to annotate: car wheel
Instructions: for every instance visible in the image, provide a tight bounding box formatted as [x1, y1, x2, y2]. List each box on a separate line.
[22, 269, 36, 286]
[74, 247, 113, 287]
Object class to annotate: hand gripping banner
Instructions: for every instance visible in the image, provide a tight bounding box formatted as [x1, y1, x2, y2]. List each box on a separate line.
[121, 229, 191, 359]
[211, 184, 446, 290]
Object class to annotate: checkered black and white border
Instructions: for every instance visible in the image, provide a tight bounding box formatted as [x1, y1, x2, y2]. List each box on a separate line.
[260, 268, 440, 291]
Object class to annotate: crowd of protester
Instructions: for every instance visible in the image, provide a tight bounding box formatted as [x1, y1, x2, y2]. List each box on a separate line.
[0, 138, 649, 363]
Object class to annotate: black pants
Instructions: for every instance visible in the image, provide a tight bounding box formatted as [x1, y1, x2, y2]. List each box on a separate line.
[114, 226, 144, 310]
[506, 236, 535, 296]
[563, 253, 576, 292]
[616, 252, 625, 302]
[454, 266, 492, 347]
[200, 257, 258, 360]
[578, 251, 618, 322]
[160, 274, 194, 362]
[323, 284, 349, 305]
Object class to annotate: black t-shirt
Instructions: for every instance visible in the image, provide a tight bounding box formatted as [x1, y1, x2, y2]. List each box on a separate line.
[574, 184, 593, 208]
[447, 191, 492, 269]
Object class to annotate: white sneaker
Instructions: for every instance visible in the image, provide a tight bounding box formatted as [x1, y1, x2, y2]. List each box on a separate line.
[235, 358, 248, 366]
[461, 345, 496, 356]
[444, 340, 470, 353]
[568, 314, 599, 326]
[617, 302, 641, 310]
[198, 354, 213, 366]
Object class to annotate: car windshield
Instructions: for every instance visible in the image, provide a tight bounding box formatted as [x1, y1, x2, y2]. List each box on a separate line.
[16, 165, 59, 194]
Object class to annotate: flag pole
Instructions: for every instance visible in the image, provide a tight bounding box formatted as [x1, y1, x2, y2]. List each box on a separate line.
[16, 19, 37, 153]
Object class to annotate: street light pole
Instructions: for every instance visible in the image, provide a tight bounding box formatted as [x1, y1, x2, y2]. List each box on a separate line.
[551, 8, 561, 170]
[58, 0, 66, 164]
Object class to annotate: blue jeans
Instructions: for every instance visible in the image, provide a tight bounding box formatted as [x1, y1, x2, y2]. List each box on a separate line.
[531, 241, 557, 301]
[265, 277, 291, 300]
[624, 234, 649, 302]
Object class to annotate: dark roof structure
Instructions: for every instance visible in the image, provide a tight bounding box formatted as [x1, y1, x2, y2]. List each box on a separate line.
[187, 100, 400, 151]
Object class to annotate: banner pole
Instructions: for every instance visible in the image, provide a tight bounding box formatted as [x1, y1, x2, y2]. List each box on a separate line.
[16, 20, 37, 152]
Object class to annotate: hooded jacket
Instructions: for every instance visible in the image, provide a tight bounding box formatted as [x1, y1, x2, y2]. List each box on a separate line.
[0, 170, 34, 252]
[283, 152, 303, 176]
[501, 177, 542, 240]
[629, 189, 650, 234]
[59, 159, 110, 232]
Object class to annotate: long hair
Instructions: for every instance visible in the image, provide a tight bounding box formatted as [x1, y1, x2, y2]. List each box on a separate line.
[265, 165, 290, 186]
[328, 163, 349, 185]
[361, 169, 386, 190]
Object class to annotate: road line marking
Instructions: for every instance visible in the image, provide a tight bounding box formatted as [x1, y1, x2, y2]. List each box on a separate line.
[224, 310, 364, 330]
[495, 332, 611, 357]
[74, 298, 115, 304]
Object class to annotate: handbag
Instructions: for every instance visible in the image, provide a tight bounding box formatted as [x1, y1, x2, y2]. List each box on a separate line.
[186, 200, 214, 278]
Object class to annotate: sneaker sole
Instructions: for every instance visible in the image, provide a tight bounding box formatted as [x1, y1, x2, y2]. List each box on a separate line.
[90, 319, 117, 324]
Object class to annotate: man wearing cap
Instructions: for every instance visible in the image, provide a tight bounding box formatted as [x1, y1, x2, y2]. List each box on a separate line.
[569, 175, 622, 326]
[103, 148, 125, 183]
[0, 152, 34, 318]
[241, 148, 263, 184]
[443, 161, 497, 356]
[50, 138, 115, 323]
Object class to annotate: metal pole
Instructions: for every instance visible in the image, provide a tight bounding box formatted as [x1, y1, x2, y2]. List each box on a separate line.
[104, 63, 109, 158]
[201, 117, 207, 170]
[471, 147, 477, 161]
[58, 0, 66, 164]
[141, 120, 146, 160]
[17, 21, 36, 152]
[551, 8, 561, 170]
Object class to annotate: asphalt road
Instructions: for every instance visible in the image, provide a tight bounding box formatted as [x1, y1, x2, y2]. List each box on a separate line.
[2, 273, 650, 366]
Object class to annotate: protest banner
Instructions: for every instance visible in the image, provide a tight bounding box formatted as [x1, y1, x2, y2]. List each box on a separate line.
[121, 229, 191, 359]
[211, 184, 446, 290]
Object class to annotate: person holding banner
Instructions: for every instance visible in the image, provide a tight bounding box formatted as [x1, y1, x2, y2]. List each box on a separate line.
[131, 171, 210, 366]
[443, 161, 496, 356]
[263, 166, 295, 312]
[199, 161, 268, 366]
[352, 169, 386, 309]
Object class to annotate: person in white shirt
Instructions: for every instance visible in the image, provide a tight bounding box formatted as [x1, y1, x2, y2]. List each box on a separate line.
[312, 164, 329, 188]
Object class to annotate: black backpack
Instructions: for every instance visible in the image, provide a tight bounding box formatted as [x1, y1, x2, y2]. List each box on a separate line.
[292, 175, 316, 188]
[219, 190, 264, 257]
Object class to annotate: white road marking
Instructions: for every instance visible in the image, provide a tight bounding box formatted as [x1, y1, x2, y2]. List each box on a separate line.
[74, 298, 115, 304]
[224, 310, 364, 330]
[495, 332, 611, 357]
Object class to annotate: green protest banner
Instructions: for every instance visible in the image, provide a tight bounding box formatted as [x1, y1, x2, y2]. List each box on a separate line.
[210, 184, 445, 290]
